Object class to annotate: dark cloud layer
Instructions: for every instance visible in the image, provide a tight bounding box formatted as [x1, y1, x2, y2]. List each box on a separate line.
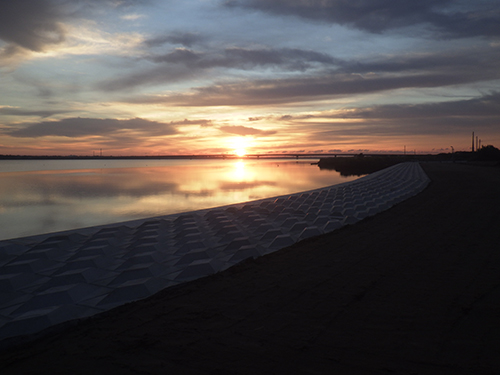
[0, 0, 65, 52]
[124, 70, 489, 107]
[5, 117, 179, 138]
[98, 46, 338, 91]
[226, 0, 500, 38]
[0, 0, 148, 52]
[341, 92, 500, 121]
[282, 92, 500, 138]
[122, 45, 500, 106]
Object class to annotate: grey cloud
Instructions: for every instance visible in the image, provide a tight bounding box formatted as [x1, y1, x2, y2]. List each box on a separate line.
[226, 0, 500, 38]
[151, 47, 338, 71]
[219, 125, 276, 136]
[126, 71, 485, 107]
[428, 7, 500, 39]
[5, 117, 179, 138]
[294, 92, 500, 137]
[144, 32, 205, 47]
[99, 46, 338, 91]
[0, 0, 66, 52]
[169, 118, 213, 127]
[0, 107, 68, 118]
[339, 48, 500, 77]
[222, 47, 337, 70]
[0, 44, 27, 64]
[0, 0, 149, 52]
[279, 114, 313, 121]
[123, 46, 500, 106]
[340, 92, 500, 120]
[96, 64, 195, 91]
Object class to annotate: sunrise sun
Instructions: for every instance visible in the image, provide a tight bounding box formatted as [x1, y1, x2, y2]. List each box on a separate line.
[232, 137, 248, 157]
[235, 148, 246, 157]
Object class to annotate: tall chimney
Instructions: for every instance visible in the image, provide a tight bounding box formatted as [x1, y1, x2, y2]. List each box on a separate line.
[472, 132, 475, 152]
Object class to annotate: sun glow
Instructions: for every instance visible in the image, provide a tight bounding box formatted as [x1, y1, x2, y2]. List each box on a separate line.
[232, 137, 248, 157]
[235, 148, 246, 157]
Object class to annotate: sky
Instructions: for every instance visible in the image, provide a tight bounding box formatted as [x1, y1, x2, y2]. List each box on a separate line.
[1, 0, 499, 156]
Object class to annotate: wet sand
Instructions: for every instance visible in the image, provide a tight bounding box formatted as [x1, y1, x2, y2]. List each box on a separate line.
[1, 162, 499, 374]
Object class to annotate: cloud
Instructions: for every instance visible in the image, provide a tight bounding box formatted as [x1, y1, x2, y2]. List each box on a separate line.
[4, 117, 179, 138]
[122, 70, 486, 107]
[338, 47, 500, 77]
[150, 46, 337, 70]
[96, 64, 195, 91]
[120, 13, 146, 21]
[0, 106, 68, 118]
[0, 0, 149, 53]
[248, 116, 266, 122]
[144, 32, 205, 48]
[340, 92, 500, 120]
[0, 0, 66, 52]
[98, 46, 338, 91]
[283, 92, 500, 138]
[121, 45, 500, 106]
[169, 118, 213, 127]
[226, 0, 500, 38]
[0, 44, 31, 67]
[219, 125, 276, 136]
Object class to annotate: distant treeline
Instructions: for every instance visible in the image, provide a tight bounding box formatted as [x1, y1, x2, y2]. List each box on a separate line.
[318, 155, 423, 176]
[318, 146, 500, 176]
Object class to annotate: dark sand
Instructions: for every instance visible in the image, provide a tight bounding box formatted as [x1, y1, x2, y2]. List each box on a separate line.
[1, 163, 499, 374]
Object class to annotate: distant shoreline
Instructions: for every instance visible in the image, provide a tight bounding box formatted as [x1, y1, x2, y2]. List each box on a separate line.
[0, 153, 431, 161]
[0, 154, 321, 160]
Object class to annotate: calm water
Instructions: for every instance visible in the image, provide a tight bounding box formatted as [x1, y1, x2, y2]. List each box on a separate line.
[0, 158, 361, 241]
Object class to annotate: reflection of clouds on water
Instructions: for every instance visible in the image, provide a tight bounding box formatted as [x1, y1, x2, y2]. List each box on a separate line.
[1, 168, 180, 201]
[219, 181, 277, 191]
[1, 162, 355, 207]
[0, 160, 361, 240]
[1, 198, 58, 208]
[180, 189, 214, 198]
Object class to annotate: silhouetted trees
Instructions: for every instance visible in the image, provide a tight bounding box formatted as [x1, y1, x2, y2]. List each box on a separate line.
[474, 145, 500, 161]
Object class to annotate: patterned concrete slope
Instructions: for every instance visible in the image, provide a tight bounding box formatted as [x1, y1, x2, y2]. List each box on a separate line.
[0, 162, 429, 342]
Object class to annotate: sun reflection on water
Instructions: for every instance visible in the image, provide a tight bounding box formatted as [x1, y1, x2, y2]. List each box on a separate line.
[233, 160, 246, 180]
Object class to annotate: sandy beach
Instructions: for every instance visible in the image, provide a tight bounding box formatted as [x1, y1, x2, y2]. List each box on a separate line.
[1, 162, 499, 374]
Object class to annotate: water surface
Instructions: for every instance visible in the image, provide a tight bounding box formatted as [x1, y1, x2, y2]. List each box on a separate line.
[0, 159, 361, 240]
